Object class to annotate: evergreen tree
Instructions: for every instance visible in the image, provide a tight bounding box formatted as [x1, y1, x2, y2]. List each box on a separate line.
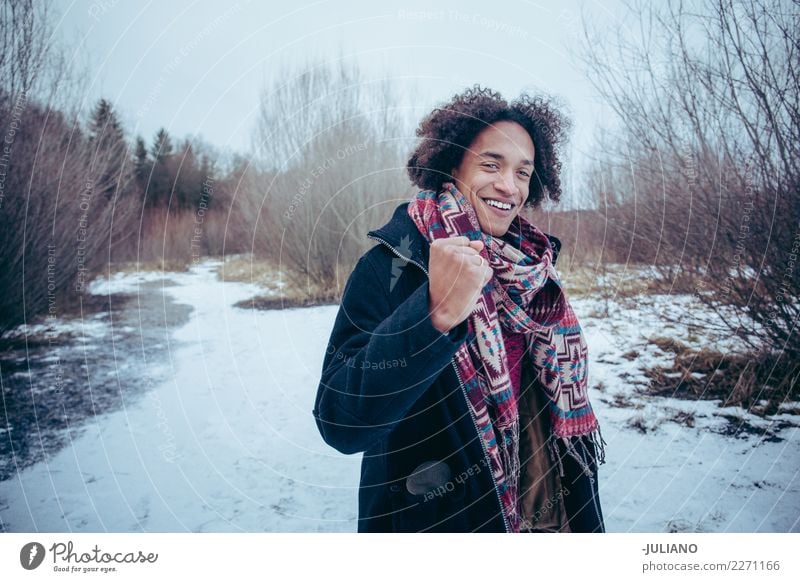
[151, 128, 173, 161]
[88, 99, 125, 144]
[173, 139, 199, 209]
[133, 136, 150, 190]
[87, 98, 129, 199]
[149, 128, 173, 207]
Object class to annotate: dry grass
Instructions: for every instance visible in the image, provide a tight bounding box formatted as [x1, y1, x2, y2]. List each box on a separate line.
[234, 293, 337, 310]
[220, 255, 339, 310]
[644, 336, 800, 415]
[218, 255, 283, 288]
[559, 264, 656, 298]
[111, 259, 191, 274]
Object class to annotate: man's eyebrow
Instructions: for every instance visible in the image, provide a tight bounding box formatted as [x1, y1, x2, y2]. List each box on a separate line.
[477, 150, 534, 166]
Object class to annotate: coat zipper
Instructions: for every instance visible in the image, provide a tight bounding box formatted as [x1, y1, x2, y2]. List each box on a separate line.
[449, 359, 511, 533]
[367, 233, 511, 533]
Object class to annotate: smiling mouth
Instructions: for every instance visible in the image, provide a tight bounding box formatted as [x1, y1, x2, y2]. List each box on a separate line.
[479, 196, 515, 217]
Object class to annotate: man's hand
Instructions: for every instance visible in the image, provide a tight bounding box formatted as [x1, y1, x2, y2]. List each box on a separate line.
[428, 236, 493, 333]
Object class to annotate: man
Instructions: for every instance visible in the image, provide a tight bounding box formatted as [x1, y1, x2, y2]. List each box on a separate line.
[313, 86, 606, 533]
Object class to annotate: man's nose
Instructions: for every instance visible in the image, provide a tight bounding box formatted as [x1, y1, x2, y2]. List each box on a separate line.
[495, 170, 517, 195]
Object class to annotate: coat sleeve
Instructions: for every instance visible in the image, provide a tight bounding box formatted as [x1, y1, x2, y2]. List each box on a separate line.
[312, 250, 469, 454]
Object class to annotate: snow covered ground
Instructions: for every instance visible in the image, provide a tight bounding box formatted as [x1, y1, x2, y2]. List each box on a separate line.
[1, 260, 797, 532]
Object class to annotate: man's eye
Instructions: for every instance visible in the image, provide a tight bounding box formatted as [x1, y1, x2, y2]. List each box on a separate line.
[483, 163, 499, 170]
[518, 171, 530, 178]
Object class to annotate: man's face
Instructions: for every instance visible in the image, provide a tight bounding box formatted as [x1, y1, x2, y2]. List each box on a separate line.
[450, 120, 534, 237]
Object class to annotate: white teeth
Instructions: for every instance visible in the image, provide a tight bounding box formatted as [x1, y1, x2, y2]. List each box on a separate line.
[483, 198, 512, 211]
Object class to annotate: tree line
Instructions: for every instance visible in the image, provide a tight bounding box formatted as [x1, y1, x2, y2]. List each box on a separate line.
[0, 0, 249, 334]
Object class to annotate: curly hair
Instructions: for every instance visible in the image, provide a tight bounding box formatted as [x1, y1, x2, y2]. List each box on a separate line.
[407, 85, 571, 208]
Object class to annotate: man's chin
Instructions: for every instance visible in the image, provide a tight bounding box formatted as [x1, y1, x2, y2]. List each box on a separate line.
[480, 222, 510, 237]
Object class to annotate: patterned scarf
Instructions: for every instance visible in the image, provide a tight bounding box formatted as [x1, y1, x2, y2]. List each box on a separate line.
[407, 182, 605, 532]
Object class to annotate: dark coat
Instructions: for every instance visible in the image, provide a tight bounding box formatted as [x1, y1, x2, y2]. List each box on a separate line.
[312, 202, 605, 533]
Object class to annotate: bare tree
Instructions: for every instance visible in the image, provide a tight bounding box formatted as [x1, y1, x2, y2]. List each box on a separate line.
[578, 0, 799, 361]
[0, 0, 49, 105]
[0, 2, 138, 334]
[246, 59, 416, 300]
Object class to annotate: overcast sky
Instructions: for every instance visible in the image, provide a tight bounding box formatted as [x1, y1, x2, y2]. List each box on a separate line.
[54, 0, 627, 203]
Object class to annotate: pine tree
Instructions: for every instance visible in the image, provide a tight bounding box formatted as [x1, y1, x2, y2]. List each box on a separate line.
[173, 139, 198, 209]
[148, 128, 174, 207]
[133, 136, 150, 192]
[87, 98, 129, 199]
[88, 99, 124, 143]
[151, 128, 173, 161]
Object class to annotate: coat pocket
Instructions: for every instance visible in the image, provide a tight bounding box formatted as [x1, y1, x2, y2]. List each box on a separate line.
[388, 460, 466, 532]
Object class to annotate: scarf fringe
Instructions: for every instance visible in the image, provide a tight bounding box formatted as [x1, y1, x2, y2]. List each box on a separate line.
[547, 427, 607, 479]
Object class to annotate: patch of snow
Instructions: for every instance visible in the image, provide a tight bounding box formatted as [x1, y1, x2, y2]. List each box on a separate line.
[3, 318, 113, 342]
[87, 270, 169, 296]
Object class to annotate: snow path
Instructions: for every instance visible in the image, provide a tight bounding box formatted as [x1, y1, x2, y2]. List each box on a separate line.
[1, 261, 797, 532]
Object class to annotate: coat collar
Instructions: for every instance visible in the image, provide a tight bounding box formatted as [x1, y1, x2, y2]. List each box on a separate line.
[367, 202, 431, 270]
